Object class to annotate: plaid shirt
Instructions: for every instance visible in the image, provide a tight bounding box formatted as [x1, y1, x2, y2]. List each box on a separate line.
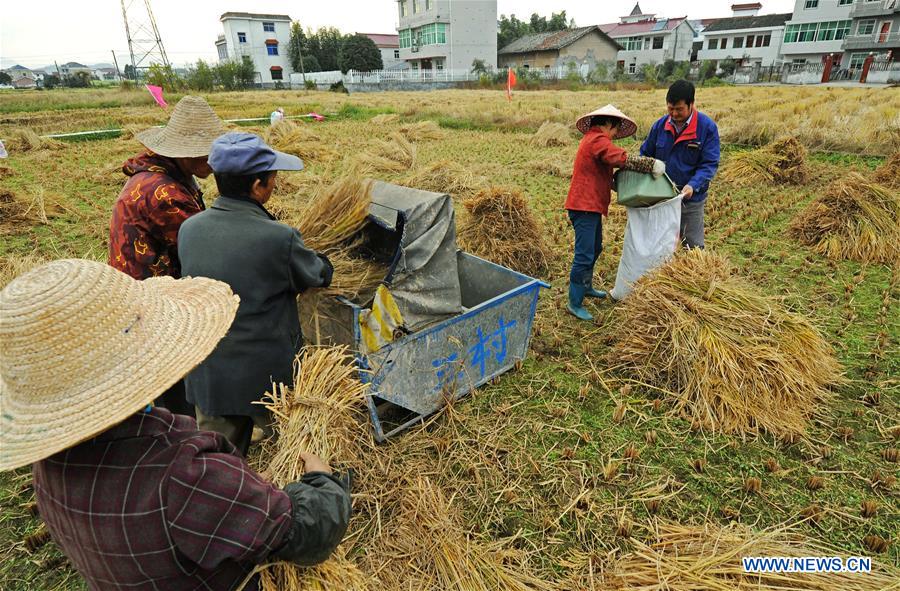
[33, 407, 292, 591]
[108, 152, 205, 280]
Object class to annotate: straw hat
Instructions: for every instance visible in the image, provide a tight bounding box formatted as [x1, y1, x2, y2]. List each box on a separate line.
[135, 96, 228, 158]
[575, 104, 638, 138]
[0, 260, 239, 470]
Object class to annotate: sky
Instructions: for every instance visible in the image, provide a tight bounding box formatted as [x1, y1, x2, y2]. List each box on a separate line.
[1, 0, 797, 70]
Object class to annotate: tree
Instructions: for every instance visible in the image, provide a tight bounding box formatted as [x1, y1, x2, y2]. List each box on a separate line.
[147, 63, 180, 89]
[214, 58, 256, 90]
[471, 59, 489, 75]
[719, 58, 737, 77]
[302, 54, 322, 73]
[65, 71, 93, 88]
[339, 34, 383, 73]
[0, 72, 11, 84]
[307, 27, 344, 72]
[498, 11, 571, 49]
[43, 74, 60, 89]
[124, 64, 136, 81]
[237, 56, 257, 88]
[288, 21, 307, 72]
[699, 60, 717, 81]
[186, 59, 215, 91]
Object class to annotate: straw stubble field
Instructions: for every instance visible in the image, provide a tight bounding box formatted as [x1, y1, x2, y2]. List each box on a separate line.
[0, 86, 898, 589]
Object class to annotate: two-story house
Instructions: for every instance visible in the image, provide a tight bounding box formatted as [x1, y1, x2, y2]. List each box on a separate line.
[215, 12, 293, 86]
[697, 4, 790, 67]
[60, 62, 93, 79]
[497, 26, 622, 75]
[780, 0, 854, 65]
[396, 0, 497, 73]
[842, 0, 899, 67]
[599, 3, 695, 73]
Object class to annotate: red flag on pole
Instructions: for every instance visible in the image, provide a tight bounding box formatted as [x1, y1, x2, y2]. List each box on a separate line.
[506, 67, 517, 101]
[145, 84, 168, 109]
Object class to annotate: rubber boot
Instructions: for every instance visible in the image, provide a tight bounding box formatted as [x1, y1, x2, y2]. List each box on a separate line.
[567, 283, 593, 321]
[585, 286, 608, 299]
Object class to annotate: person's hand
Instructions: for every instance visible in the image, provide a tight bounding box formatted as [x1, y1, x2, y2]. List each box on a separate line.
[300, 452, 332, 475]
[680, 184, 694, 200]
[652, 159, 666, 178]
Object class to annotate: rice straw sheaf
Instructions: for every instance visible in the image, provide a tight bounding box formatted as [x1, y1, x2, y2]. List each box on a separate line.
[252, 346, 374, 591]
[873, 151, 899, 188]
[4, 128, 65, 153]
[263, 119, 337, 163]
[603, 522, 900, 590]
[530, 121, 571, 147]
[295, 176, 374, 251]
[457, 187, 552, 277]
[720, 136, 808, 186]
[789, 173, 899, 264]
[609, 249, 843, 440]
[370, 113, 399, 126]
[356, 132, 416, 173]
[398, 120, 444, 141]
[528, 158, 573, 179]
[368, 475, 554, 591]
[401, 159, 487, 198]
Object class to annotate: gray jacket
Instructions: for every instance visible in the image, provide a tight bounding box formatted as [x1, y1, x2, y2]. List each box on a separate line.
[177, 195, 332, 416]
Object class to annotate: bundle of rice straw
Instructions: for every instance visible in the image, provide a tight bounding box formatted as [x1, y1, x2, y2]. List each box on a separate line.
[789, 173, 899, 264]
[528, 158, 573, 179]
[609, 249, 843, 439]
[370, 113, 399, 126]
[720, 136, 808, 186]
[263, 119, 337, 163]
[873, 151, 899, 188]
[401, 159, 487, 198]
[398, 120, 444, 141]
[530, 122, 572, 147]
[4, 128, 65, 153]
[603, 522, 900, 590]
[356, 132, 416, 173]
[457, 187, 552, 277]
[252, 346, 374, 591]
[370, 475, 553, 591]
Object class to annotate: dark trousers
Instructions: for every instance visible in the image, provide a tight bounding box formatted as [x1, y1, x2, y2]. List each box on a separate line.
[153, 380, 195, 418]
[568, 210, 603, 286]
[681, 199, 705, 249]
[195, 407, 272, 456]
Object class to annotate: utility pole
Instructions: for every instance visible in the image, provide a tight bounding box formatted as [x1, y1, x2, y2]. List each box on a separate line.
[111, 50, 122, 82]
[120, 0, 171, 83]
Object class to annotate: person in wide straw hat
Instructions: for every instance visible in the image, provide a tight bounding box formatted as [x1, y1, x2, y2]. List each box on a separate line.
[108, 95, 227, 416]
[0, 260, 350, 590]
[564, 104, 666, 321]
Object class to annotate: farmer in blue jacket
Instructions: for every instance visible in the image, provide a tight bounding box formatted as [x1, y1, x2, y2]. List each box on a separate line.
[640, 80, 720, 249]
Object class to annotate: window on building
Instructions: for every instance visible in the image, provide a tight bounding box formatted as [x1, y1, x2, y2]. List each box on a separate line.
[399, 28, 411, 48]
[425, 0, 431, 9]
[848, 52, 867, 68]
[394, 49, 400, 58]
[628, 62, 637, 74]
[721, 38, 728, 49]
[399, 1, 407, 17]
[270, 67, 283, 80]
[708, 38, 719, 49]
[783, 25, 798, 43]
[217, 45, 227, 59]
[836, 20, 851, 39]
[838, 0, 853, 4]
[266, 42, 278, 56]
[817, 20, 837, 41]
[238, 32, 247, 43]
[623, 36, 643, 50]
[415, 23, 447, 46]
[761, 34, 771, 46]
[652, 36, 664, 49]
[435, 58, 444, 70]
[798, 22, 818, 42]
[733, 36, 744, 48]
[857, 19, 876, 35]
[413, 0, 420, 13]
[747, 35, 755, 46]
[804, 0, 818, 8]
[263, 22, 275, 32]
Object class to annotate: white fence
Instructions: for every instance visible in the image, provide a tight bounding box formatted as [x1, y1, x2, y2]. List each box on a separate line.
[291, 64, 594, 87]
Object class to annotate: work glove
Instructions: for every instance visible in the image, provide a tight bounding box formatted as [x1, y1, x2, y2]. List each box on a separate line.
[652, 159, 666, 178]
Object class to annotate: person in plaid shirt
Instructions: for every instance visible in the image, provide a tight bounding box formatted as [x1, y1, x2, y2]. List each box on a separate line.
[108, 96, 228, 417]
[0, 260, 351, 591]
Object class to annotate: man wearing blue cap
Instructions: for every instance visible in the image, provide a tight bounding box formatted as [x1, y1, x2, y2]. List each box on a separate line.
[178, 132, 333, 453]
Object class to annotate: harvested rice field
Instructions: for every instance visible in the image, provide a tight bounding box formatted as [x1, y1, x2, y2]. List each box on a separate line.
[1, 86, 898, 589]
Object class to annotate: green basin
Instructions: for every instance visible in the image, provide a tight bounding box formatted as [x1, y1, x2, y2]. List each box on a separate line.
[614, 169, 678, 208]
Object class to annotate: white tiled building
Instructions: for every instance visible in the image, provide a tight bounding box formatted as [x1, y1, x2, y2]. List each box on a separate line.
[215, 12, 293, 86]
[697, 4, 790, 66]
[780, 0, 854, 64]
[842, 0, 899, 68]
[599, 3, 696, 72]
[396, 0, 497, 73]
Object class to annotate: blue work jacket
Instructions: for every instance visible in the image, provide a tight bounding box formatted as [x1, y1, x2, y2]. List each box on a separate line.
[640, 111, 720, 203]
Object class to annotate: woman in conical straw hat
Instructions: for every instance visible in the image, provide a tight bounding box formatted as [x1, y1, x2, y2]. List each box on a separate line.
[0, 260, 351, 589]
[563, 104, 666, 321]
[109, 95, 228, 417]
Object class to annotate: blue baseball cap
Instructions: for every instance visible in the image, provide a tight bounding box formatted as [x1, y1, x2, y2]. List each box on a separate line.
[208, 132, 303, 175]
